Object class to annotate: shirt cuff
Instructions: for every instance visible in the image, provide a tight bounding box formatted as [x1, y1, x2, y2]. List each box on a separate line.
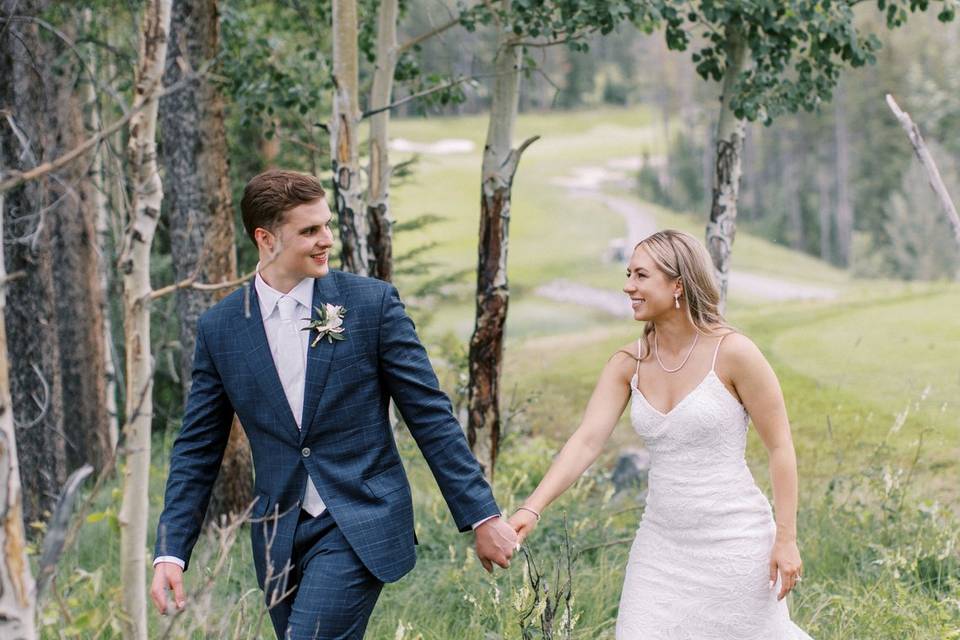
[471, 514, 500, 530]
[154, 555, 186, 570]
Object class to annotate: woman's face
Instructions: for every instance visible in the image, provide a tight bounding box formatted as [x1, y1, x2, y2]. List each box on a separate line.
[623, 246, 680, 321]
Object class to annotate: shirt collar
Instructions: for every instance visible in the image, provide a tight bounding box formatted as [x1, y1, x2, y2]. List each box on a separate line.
[254, 266, 315, 319]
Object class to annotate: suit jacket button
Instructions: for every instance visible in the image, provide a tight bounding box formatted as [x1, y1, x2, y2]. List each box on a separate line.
[301, 447, 310, 457]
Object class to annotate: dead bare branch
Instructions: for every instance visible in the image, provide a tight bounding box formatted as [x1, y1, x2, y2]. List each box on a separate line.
[35, 464, 95, 598]
[147, 251, 281, 302]
[0, 270, 26, 287]
[147, 266, 256, 301]
[0, 64, 213, 195]
[360, 69, 528, 120]
[573, 536, 634, 560]
[16, 362, 50, 430]
[397, 14, 461, 54]
[158, 502, 257, 639]
[0, 14, 130, 114]
[2, 110, 37, 165]
[885, 94, 960, 251]
[509, 28, 596, 48]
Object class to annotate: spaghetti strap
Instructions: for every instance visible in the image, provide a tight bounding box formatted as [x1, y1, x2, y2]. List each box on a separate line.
[635, 338, 643, 381]
[710, 334, 728, 371]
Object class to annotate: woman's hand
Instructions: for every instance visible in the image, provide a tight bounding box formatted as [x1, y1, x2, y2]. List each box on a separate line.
[507, 507, 540, 545]
[769, 538, 803, 601]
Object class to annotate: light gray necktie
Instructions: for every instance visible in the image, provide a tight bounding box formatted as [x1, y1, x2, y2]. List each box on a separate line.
[275, 296, 325, 516]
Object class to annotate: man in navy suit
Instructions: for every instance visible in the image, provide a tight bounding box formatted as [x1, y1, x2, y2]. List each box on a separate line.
[150, 170, 517, 639]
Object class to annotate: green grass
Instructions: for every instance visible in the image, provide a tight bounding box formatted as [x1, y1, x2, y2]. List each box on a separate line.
[765, 286, 960, 502]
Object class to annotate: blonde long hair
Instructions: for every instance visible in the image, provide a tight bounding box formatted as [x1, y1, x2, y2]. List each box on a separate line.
[632, 230, 734, 361]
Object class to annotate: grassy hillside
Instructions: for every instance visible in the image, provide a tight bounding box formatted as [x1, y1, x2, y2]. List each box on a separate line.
[389, 106, 958, 505]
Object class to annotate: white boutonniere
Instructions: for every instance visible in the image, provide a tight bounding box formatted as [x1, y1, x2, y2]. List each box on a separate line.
[303, 303, 347, 347]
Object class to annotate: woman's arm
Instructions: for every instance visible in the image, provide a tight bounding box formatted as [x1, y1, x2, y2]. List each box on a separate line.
[724, 334, 803, 600]
[509, 351, 634, 541]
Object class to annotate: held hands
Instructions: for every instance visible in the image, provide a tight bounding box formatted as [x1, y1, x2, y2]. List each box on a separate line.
[474, 516, 519, 572]
[151, 562, 187, 615]
[769, 537, 803, 601]
[506, 506, 540, 545]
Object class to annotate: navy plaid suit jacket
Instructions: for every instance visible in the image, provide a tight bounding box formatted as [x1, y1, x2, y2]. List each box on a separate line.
[155, 269, 499, 592]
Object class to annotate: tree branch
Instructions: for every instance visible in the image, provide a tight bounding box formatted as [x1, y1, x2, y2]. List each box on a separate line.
[573, 536, 634, 560]
[147, 266, 257, 302]
[361, 75, 471, 119]
[502, 134, 540, 177]
[886, 93, 960, 251]
[0, 270, 26, 287]
[509, 27, 597, 48]
[147, 250, 281, 303]
[361, 69, 526, 120]
[35, 464, 95, 598]
[277, 131, 326, 155]
[515, 134, 540, 157]
[0, 14, 129, 115]
[397, 14, 460, 53]
[0, 65, 212, 194]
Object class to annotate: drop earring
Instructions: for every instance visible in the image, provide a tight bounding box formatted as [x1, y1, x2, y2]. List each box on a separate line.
[674, 292, 681, 309]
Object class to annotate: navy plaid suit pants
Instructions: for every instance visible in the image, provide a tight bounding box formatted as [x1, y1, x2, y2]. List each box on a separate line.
[270, 510, 384, 639]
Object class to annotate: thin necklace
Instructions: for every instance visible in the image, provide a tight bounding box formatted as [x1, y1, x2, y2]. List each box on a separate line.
[654, 330, 699, 373]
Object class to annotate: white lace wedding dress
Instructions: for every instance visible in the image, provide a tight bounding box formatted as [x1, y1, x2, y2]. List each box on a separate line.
[616, 335, 812, 639]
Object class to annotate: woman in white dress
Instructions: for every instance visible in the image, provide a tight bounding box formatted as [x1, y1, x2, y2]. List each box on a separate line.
[508, 230, 812, 639]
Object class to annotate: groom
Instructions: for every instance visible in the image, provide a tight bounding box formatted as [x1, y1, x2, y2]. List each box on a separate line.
[151, 170, 517, 638]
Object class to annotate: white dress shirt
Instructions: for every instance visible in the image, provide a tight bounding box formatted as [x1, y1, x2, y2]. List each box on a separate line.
[254, 273, 327, 516]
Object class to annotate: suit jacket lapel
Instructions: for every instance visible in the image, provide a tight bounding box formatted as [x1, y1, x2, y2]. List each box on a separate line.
[240, 283, 301, 442]
[300, 272, 343, 442]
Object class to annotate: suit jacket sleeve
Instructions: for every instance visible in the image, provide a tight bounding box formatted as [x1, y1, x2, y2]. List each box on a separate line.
[378, 284, 499, 531]
[154, 316, 235, 570]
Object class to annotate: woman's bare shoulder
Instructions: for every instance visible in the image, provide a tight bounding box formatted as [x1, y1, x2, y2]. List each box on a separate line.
[614, 339, 641, 359]
[716, 331, 767, 369]
[607, 340, 641, 378]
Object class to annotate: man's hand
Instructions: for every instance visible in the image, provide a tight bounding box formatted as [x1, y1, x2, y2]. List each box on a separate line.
[474, 516, 518, 572]
[151, 562, 187, 615]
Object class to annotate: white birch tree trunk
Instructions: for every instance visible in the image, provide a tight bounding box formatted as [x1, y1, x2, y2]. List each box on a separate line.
[366, 0, 398, 282]
[705, 20, 748, 312]
[331, 0, 368, 276]
[0, 185, 37, 640]
[83, 8, 119, 453]
[116, 1, 171, 637]
[467, 3, 537, 482]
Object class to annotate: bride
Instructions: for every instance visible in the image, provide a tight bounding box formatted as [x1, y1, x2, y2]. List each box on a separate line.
[508, 230, 812, 639]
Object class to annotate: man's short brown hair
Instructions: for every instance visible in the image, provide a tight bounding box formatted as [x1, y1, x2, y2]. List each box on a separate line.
[240, 170, 327, 245]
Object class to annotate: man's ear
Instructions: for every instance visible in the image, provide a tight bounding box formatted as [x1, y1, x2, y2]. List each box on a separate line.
[254, 227, 274, 253]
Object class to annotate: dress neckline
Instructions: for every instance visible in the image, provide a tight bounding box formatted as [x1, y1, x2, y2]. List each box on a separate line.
[630, 370, 744, 419]
[630, 370, 715, 417]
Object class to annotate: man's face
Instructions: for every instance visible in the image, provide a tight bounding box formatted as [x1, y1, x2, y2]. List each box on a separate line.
[258, 198, 335, 280]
